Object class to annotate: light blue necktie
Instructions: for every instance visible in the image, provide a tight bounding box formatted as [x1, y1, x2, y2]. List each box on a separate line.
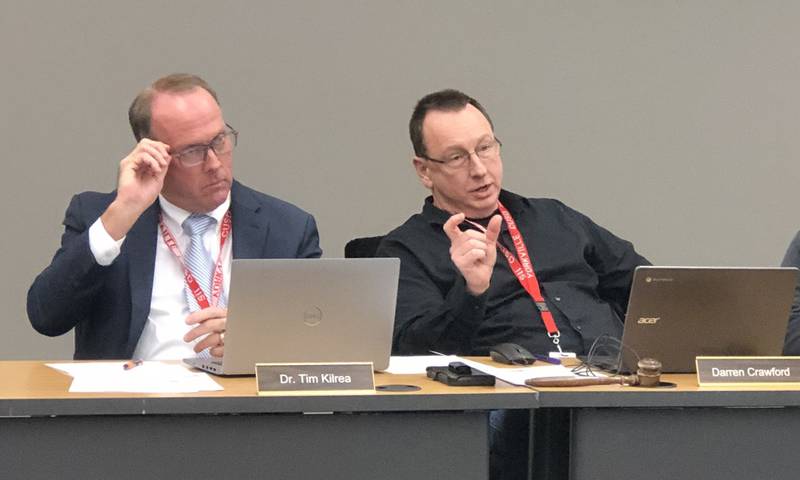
[182, 214, 221, 359]
[182, 214, 217, 312]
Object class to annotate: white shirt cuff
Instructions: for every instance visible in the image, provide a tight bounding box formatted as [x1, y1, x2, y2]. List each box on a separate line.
[88, 218, 125, 266]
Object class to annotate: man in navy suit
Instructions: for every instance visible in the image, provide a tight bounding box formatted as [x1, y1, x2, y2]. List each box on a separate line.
[27, 74, 322, 359]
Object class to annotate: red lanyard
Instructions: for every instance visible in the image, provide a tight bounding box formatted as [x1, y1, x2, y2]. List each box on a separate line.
[466, 202, 562, 352]
[159, 210, 232, 309]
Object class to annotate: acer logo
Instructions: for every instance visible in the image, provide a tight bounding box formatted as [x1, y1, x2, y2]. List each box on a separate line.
[637, 317, 660, 325]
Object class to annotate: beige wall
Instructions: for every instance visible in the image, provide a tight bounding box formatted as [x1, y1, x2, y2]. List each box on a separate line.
[3, 1, 799, 359]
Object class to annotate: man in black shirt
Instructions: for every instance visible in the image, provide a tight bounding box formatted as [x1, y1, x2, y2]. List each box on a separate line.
[377, 89, 649, 358]
[376, 89, 649, 480]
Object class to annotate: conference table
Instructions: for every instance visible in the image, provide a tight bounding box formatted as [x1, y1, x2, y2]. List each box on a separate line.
[529, 374, 800, 480]
[0, 361, 533, 480]
[4, 361, 800, 480]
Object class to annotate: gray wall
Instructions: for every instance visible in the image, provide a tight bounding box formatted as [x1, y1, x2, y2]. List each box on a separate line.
[3, 1, 799, 359]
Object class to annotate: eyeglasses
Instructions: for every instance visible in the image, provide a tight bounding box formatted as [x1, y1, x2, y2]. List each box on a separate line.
[171, 124, 239, 167]
[420, 137, 502, 170]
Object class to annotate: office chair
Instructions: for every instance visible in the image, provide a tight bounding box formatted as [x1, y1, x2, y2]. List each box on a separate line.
[344, 236, 385, 258]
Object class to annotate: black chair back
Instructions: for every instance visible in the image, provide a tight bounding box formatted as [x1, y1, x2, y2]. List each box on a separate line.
[344, 236, 385, 258]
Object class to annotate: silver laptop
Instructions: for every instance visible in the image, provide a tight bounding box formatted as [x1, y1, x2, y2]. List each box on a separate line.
[617, 266, 798, 374]
[184, 258, 400, 375]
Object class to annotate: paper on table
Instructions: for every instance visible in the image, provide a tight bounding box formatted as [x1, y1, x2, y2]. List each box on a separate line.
[47, 361, 223, 393]
[384, 355, 461, 374]
[457, 357, 580, 387]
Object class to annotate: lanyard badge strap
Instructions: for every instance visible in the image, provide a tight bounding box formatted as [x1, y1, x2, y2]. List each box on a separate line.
[159, 210, 232, 309]
[462, 204, 563, 351]
[493, 202, 563, 352]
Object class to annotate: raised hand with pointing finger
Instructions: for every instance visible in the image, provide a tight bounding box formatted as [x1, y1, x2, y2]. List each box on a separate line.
[443, 212, 502, 296]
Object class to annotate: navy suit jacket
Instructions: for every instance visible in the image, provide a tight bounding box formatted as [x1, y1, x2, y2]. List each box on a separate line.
[27, 181, 322, 359]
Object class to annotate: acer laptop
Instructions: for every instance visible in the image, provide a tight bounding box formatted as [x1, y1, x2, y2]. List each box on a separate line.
[184, 258, 400, 375]
[617, 266, 798, 373]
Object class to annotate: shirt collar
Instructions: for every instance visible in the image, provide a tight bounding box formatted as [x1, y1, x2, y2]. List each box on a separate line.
[158, 193, 232, 229]
[421, 189, 524, 227]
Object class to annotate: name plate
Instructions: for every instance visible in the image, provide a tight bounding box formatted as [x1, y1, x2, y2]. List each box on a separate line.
[696, 357, 800, 386]
[256, 362, 375, 396]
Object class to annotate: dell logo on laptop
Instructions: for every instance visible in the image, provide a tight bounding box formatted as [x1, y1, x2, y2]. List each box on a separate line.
[638, 317, 660, 325]
[303, 307, 323, 327]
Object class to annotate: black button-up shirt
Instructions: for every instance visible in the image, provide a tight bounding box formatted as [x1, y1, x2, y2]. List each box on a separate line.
[376, 190, 650, 356]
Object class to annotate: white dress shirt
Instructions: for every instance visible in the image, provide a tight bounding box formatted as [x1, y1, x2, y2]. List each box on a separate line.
[88, 194, 233, 360]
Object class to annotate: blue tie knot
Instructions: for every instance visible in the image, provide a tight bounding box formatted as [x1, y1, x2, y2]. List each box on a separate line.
[182, 214, 216, 237]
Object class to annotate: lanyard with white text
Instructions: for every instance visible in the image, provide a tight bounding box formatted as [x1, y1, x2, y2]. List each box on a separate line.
[159, 210, 232, 309]
[493, 202, 562, 352]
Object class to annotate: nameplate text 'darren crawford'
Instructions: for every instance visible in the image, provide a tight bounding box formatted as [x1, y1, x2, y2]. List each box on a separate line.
[696, 357, 800, 386]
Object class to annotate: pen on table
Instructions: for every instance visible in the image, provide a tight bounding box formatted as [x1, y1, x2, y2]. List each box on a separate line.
[122, 359, 143, 370]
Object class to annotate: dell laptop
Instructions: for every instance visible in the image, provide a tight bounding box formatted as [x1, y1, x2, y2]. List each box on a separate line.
[184, 258, 400, 375]
[617, 266, 797, 373]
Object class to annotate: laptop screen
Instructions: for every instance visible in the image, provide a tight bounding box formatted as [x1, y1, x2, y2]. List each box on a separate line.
[214, 258, 400, 375]
[617, 266, 797, 373]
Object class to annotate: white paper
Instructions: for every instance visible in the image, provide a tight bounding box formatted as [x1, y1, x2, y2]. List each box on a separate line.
[47, 361, 223, 393]
[384, 355, 461, 374]
[383, 355, 585, 387]
[457, 357, 579, 386]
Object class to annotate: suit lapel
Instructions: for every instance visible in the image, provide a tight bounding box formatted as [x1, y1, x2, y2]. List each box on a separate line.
[231, 181, 269, 259]
[126, 203, 159, 356]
